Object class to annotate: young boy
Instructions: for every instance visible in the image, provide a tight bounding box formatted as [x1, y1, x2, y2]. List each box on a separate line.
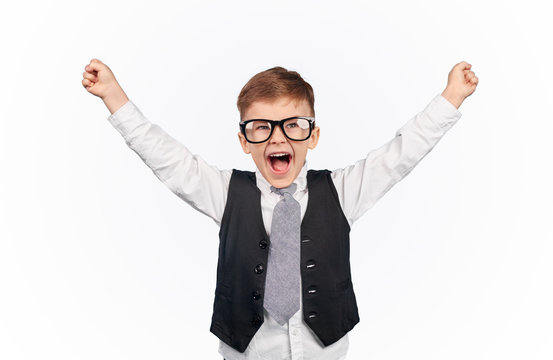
[82, 59, 478, 360]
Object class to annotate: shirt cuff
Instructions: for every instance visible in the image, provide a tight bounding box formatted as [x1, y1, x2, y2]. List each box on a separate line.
[106, 100, 147, 142]
[425, 94, 463, 133]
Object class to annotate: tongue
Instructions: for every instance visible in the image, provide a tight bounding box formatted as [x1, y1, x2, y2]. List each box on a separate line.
[272, 158, 289, 172]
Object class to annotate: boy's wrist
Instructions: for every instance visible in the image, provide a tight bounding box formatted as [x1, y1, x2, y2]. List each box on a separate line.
[441, 87, 464, 109]
[102, 85, 130, 114]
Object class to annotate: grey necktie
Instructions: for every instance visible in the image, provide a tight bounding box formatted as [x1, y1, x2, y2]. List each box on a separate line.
[264, 183, 301, 325]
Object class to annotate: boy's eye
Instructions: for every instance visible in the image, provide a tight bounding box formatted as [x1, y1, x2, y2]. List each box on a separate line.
[285, 119, 310, 130]
[246, 121, 271, 131]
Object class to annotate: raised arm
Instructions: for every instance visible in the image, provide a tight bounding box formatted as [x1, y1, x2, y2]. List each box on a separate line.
[331, 61, 479, 225]
[82, 58, 231, 225]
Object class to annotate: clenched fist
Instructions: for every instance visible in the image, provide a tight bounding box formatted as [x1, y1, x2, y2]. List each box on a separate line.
[82, 58, 129, 114]
[441, 61, 479, 109]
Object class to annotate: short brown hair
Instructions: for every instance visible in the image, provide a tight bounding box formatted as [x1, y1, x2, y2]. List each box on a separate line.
[237, 66, 315, 119]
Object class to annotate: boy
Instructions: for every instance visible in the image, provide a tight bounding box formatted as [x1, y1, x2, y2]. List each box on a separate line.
[82, 59, 478, 360]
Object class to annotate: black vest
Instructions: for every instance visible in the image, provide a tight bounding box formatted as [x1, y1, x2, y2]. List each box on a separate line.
[210, 169, 359, 353]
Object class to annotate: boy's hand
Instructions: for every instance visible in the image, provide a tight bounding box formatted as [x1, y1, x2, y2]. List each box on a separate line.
[82, 58, 129, 114]
[441, 61, 479, 109]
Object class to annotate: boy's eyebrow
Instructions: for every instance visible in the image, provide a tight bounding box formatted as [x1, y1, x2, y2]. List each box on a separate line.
[240, 116, 315, 122]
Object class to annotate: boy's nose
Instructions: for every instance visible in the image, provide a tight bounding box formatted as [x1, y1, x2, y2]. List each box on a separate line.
[269, 126, 287, 144]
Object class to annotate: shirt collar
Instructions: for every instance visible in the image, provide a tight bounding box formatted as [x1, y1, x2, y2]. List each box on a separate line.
[255, 161, 308, 195]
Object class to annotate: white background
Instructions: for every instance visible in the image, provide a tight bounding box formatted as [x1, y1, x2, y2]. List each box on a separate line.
[1, 0, 552, 359]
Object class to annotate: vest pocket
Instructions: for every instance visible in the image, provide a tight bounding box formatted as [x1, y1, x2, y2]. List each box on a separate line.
[335, 277, 352, 292]
[331, 277, 352, 298]
[215, 283, 233, 303]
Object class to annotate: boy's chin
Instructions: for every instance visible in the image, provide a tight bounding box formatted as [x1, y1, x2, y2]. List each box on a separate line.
[268, 177, 294, 188]
[262, 168, 296, 189]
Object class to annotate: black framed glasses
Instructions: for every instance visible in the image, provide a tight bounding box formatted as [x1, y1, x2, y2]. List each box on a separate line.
[239, 116, 315, 144]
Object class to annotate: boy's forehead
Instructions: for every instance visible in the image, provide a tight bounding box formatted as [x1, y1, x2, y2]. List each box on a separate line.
[243, 97, 312, 120]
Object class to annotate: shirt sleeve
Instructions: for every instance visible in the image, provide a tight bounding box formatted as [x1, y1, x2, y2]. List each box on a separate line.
[107, 100, 231, 226]
[330, 94, 462, 226]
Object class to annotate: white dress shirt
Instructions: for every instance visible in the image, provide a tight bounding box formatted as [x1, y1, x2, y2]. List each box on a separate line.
[106, 94, 462, 360]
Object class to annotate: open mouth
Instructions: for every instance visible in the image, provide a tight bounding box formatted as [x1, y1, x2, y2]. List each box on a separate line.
[267, 152, 292, 174]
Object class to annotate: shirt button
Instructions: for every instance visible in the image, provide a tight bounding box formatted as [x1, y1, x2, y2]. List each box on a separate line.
[254, 264, 264, 274]
[259, 239, 268, 249]
[252, 291, 261, 300]
[292, 328, 299, 336]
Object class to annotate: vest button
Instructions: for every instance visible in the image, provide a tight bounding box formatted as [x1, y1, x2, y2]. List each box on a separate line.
[254, 264, 264, 274]
[306, 286, 318, 295]
[252, 291, 261, 300]
[259, 239, 268, 249]
[252, 313, 262, 326]
[306, 260, 316, 270]
[307, 311, 318, 319]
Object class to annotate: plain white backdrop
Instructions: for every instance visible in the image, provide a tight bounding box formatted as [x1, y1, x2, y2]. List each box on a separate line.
[1, 0, 552, 359]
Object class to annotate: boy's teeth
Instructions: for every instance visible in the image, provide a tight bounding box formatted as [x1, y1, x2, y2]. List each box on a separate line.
[270, 153, 288, 157]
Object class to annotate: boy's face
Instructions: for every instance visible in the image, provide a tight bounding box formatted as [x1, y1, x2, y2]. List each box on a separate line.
[238, 97, 320, 189]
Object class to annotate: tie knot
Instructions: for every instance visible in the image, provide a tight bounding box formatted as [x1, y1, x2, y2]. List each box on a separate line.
[270, 183, 297, 197]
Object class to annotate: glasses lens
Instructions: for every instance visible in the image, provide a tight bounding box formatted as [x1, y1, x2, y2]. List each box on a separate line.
[245, 120, 272, 142]
[283, 118, 311, 140]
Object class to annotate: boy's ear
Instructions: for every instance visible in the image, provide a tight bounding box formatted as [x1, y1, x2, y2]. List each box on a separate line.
[237, 132, 251, 154]
[308, 126, 320, 150]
